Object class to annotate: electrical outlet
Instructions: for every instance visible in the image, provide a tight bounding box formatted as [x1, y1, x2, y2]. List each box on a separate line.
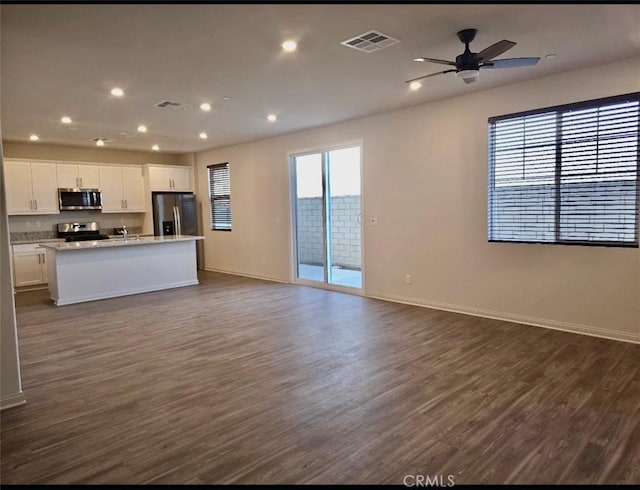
[25, 221, 31, 228]
[405, 274, 412, 285]
[370, 217, 378, 226]
[35, 220, 42, 227]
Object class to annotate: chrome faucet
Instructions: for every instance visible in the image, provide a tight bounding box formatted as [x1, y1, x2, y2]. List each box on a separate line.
[122, 225, 128, 241]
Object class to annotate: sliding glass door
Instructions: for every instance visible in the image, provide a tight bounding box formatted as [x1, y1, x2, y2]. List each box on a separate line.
[293, 144, 362, 289]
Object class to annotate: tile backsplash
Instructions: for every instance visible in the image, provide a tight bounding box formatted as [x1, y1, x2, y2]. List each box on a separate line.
[8, 211, 145, 235]
[10, 230, 57, 242]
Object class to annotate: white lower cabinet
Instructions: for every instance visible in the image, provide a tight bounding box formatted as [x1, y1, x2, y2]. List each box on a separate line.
[13, 244, 48, 287]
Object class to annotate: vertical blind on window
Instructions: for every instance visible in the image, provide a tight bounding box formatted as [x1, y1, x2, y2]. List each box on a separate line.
[488, 93, 640, 247]
[208, 163, 231, 230]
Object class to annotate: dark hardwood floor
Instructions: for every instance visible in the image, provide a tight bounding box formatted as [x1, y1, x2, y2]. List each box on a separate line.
[1, 271, 639, 484]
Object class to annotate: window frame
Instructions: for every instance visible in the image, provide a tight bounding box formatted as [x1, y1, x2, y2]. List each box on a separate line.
[488, 92, 640, 248]
[207, 162, 232, 232]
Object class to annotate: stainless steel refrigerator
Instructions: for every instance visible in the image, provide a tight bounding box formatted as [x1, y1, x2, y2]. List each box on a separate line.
[151, 192, 198, 237]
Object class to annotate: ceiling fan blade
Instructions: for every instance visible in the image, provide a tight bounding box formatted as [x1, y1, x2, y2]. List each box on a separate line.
[405, 69, 457, 84]
[476, 40, 516, 61]
[482, 57, 540, 68]
[413, 57, 457, 67]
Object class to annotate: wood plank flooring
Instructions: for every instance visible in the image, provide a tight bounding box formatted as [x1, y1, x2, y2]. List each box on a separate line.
[1, 271, 639, 484]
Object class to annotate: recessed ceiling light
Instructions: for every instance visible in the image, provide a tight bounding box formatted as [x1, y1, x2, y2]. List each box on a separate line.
[281, 40, 297, 52]
[152, 144, 160, 151]
[223, 96, 232, 101]
[61, 116, 72, 124]
[137, 125, 148, 133]
[200, 102, 212, 112]
[96, 139, 105, 147]
[413, 57, 426, 62]
[267, 114, 277, 122]
[110, 87, 124, 97]
[199, 132, 208, 140]
[29, 134, 39, 141]
[409, 81, 422, 91]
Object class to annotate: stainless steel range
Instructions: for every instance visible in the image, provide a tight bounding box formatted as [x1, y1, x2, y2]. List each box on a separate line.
[57, 222, 111, 242]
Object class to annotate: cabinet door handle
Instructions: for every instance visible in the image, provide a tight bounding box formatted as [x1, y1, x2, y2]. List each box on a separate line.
[34, 200, 38, 210]
[37, 254, 40, 264]
[80, 177, 83, 187]
[42, 253, 45, 264]
[125, 199, 128, 209]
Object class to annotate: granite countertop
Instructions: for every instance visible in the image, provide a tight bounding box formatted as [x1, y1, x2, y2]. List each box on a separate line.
[39, 235, 205, 251]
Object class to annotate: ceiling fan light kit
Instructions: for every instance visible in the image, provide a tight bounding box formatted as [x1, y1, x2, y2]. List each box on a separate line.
[456, 69, 479, 80]
[406, 28, 541, 87]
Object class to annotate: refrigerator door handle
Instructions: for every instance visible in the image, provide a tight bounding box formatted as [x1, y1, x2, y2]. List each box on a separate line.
[172, 206, 177, 235]
[176, 206, 182, 235]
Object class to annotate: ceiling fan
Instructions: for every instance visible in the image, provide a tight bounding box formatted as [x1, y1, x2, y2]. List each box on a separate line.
[406, 28, 540, 86]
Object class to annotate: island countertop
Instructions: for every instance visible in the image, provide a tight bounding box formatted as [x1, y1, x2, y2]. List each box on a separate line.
[39, 235, 205, 251]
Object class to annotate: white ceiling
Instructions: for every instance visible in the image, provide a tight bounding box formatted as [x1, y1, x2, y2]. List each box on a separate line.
[2, 4, 639, 154]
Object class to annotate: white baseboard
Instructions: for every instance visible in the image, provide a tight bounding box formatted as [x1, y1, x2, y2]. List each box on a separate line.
[53, 280, 200, 306]
[0, 392, 26, 411]
[367, 291, 640, 345]
[203, 267, 289, 284]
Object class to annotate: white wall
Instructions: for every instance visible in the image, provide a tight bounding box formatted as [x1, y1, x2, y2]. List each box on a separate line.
[0, 12, 26, 408]
[2, 141, 191, 166]
[197, 57, 640, 343]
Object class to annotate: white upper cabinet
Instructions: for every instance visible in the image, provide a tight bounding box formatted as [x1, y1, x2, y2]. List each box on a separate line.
[121, 166, 146, 212]
[147, 165, 193, 191]
[171, 167, 192, 191]
[5, 160, 59, 215]
[98, 166, 123, 212]
[98, 165, 145, 213]
[5, 161, 32, 214]
[56, 163, 100, 189]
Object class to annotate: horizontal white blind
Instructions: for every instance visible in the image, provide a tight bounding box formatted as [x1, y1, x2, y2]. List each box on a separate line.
[208, 163, 231, 231]
[488, 93, 639, 247]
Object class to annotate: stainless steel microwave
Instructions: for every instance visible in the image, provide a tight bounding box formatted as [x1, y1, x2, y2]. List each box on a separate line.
[58, 188, 102, 211]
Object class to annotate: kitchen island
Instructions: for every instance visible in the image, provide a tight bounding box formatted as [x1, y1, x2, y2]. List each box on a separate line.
[40, 235, 205, 306]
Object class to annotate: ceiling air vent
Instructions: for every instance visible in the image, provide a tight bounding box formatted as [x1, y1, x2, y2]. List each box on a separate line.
[155, 100, 182, 108]
[341, 30, 399, 53]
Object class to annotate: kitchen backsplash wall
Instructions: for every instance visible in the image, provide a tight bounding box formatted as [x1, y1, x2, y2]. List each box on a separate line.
[8, 211, 145, 235]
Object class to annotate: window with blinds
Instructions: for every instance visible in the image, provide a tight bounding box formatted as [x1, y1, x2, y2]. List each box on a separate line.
[208, 163, 231, 231]
[488, 93, 639, 247]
